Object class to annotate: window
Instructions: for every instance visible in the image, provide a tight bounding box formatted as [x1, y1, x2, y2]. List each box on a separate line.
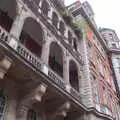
[73, 38, 77, 51]
[59, 21, 65, 35]
[49, 42, 63, 77]
[27, 109, 36, 120]
[93, 87, 100, 104]
[69, 60, 79, 91]
[109, 33, 114, 40]
[68, 31, 72, 44]
[103, 87, 107, 105]
[112, 43, 116, 48]
[0, 92, 6, 120]
[41, 0, 49, 16]
[52, 12, 58, 29]
[98, 58, 103, 76]
[0, 0, 16, 32]
[20, 17, 43, 58]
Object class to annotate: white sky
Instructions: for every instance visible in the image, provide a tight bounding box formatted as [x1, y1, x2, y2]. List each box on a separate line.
[65, 0, 120, 38]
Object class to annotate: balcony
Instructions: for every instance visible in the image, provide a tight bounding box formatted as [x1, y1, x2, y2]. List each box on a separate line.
[0, 25, 81, 105]
[95, 103, 112, 116]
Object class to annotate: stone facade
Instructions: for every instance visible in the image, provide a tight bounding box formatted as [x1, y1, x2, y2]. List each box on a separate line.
[0, 0, 119, 120]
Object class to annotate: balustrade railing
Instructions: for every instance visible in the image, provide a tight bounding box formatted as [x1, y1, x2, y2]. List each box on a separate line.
[17, 43, 42, 69]
[71, 87, 81, 101]
[48, 68, 66, 89]
[95, 103, 112, 116]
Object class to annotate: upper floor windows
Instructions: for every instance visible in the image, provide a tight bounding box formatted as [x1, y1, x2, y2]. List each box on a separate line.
[73, 38, 78, 51]
[59, 21, 65, 35]
[34, 0, 40, 5]
[68, 31, 72, 44]
[0, 0, 16, 32]
[52, 12, 58, 29]
[41, 0, 49, 16]
[69, 60, 79, 91]
[49, 42, 63, 77]
[20, 17, 44, 58]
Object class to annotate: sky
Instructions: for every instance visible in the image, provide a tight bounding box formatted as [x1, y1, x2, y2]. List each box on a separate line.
[65, 0, 120, 39]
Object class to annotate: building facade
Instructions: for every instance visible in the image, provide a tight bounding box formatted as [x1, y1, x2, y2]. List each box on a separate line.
[68, 1, 120, 120]
[0, 0, 119, 120]
[100, 28, 120, 105]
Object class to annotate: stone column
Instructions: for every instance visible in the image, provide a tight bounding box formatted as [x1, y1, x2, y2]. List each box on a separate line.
[0, 56, 12, 79]
[41, 30, 52, 66]
[63, 50, 69, 84]
[10, 3, 29, 40]
[41, 39, 51, 66]
[63, 51, 71, 93]
[16, 83, 47, 120]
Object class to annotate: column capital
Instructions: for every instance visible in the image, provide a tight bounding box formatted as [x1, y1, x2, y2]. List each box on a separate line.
[49, 101, 71, 120]
[17, 83, 47, 120]
[0, 56, 12, 79]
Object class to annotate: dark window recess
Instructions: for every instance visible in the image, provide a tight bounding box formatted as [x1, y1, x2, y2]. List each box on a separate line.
[69, 61, 79, 91]
[52, 12, 58, 29]
[73, 38, 77, 51]
[49, 42, 63, 77]
[41, 0, 49, 16]
[0, 0, 16, 32]
[20, 31, 42, 57]
[20, 18, 43, 58]
[49, 56, 63, 77]
[0, 10, 13, 32]
[59, 21, 65, 35]
[68, 31, 72, 44]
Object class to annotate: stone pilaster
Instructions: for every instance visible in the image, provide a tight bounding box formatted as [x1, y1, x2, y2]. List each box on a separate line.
[41, 36, 51, 66]
[80, 37, 93, 107]
[10, 2, 30, 40]
[63, 51, 69, 84]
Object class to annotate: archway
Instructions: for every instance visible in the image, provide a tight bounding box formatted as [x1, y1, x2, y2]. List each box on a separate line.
[49, 42, 63, 77]
[0, 0, 17, 32]
[69, 60, 79, 91]
[20, 18, 44, 58]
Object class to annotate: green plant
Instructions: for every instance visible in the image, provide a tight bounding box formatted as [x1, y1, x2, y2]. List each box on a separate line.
[71, 21, 83, 39]
[62, 12, 73, 26]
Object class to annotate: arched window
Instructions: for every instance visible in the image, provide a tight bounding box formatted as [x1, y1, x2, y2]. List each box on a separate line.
[68, 31, 72, 44]
[69, 60, 79, 91]
[0, 92, 6, 120]
[20, 18, 44, 58]
[73, 38, 77, 51]
[52, 12, 58, 29]
[27, 109, 37, 120]
[0, 0, 16, 32]
[35, 0, 40, 5]
[49, 42, 63, 77]
[41, 0, 49, 16]
[59, 21, 65, 35]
